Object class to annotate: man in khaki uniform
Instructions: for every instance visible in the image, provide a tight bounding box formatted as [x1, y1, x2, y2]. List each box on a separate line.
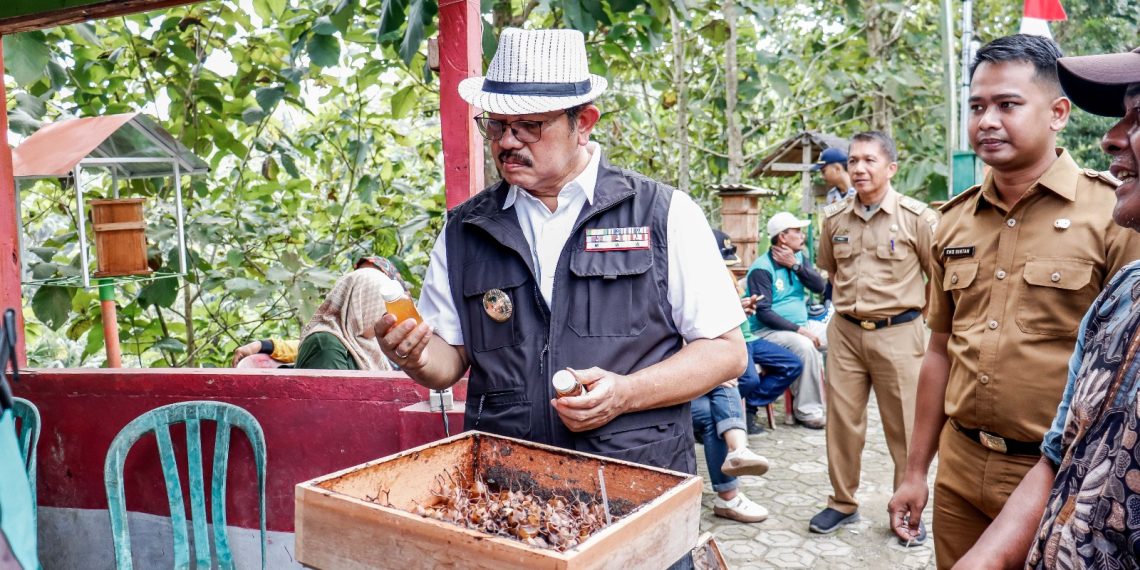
[810, 130, 938, 539]
[887, 35, 1140, 569]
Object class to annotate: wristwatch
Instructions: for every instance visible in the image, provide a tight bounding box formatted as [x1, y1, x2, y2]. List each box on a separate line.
[791, 263, 802, 272]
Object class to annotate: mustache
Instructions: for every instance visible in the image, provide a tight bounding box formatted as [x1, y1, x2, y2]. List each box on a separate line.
[498, 151, 533, 167]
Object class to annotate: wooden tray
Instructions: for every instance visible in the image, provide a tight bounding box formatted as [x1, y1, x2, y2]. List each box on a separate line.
[295, 431, 702, 569]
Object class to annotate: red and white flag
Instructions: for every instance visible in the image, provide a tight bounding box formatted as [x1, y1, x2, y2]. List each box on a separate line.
[1020, 0, 1067, 39]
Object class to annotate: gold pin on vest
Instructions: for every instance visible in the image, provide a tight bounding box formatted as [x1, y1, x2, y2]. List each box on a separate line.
[482, 289, 513, 322]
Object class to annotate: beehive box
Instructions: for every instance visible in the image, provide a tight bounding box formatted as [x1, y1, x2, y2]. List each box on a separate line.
[295, 431, 701, 569]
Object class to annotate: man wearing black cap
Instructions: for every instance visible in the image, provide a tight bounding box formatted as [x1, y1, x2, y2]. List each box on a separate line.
[953, 45, 1140, 569]
[813, 147, 856, 206]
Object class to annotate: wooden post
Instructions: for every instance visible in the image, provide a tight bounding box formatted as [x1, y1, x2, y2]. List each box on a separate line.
[0, 38, 27, 366]
[438, 0, 485, 210]
[800, 139, 812, 214]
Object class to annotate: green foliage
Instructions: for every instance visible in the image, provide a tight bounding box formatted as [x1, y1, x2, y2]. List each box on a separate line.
[5, 0, 1136, 368]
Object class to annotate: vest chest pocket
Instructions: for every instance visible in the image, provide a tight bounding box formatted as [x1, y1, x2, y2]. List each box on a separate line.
[1017, 257, 1097, 337]
[462, 260, 528, 352]
[566, 247, 654, 337]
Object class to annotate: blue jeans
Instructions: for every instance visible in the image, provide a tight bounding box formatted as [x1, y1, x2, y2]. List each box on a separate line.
[691, 385, 747, 493]
[738, 338, 803, 407]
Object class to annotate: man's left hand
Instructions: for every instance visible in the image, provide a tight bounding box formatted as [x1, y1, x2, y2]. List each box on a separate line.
[771, 245, 797, 268]
[551, 367, 631, 432]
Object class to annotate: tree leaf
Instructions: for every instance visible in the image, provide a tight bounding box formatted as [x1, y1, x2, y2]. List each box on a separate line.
[138, 277, 179, 308]
[3, 32, 51, 87]
[399, 0, 428, 65]
[312, 16, 339, 36]
[330, 0, 356, 35]
[32, 286, 73, 331]
[391, 85, 417, 118]
[266, 266, 294, 282]
[153, 336, 187, 353]
[378, 0, 409, 37]
[306, 33, 341, 67]
[255, 86, 285, 111]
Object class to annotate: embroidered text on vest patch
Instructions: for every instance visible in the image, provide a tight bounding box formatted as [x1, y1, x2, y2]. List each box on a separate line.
[585, 226, 651, 251]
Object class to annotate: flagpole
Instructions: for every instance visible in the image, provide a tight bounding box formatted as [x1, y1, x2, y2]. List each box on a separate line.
[959, 0, 973, 152]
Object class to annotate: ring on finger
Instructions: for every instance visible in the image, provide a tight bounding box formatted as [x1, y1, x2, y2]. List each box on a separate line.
[395, 348, 409, 358]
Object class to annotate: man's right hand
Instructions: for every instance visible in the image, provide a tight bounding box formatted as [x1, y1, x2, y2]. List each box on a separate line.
[887, 475, 929, 542]
[796, 326, 822, 348]
[375, 314, 434, 372]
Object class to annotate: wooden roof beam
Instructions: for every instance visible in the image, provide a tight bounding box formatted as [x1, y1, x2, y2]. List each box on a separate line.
[0, 0, 204, 35]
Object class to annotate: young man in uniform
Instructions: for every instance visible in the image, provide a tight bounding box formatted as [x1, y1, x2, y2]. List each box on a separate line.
[374, 28, 748, 476]
[814, 147, 856, 205]
[954, 45, 1140, 569]
[887, 35, 1140, 568]
[811, 131, 938, 538]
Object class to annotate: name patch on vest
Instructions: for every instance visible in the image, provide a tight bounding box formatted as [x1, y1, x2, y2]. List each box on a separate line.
[585, 226, 651, 251]
[943, 246, 975, 259]
[832, 235, 849, 243]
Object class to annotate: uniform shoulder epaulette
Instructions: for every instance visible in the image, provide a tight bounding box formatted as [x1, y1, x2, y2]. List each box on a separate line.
[938, 184, 981, 213]
[899, 195, 929, 216]
[1081, 167, 1122, 188]
[823, 199, 849, 219]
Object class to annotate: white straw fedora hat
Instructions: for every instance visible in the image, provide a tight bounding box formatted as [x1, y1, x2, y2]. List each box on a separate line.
[458, 28, 608, 115]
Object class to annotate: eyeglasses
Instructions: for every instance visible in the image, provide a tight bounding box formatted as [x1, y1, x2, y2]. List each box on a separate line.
[473, 112, 567, 143]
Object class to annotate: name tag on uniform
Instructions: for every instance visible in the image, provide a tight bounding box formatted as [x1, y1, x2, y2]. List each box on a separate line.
[585, 226, 651, 251]
[943, 246, 975, 258]
[832, 235, 849, 243]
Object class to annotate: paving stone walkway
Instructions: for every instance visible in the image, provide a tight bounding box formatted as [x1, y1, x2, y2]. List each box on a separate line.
[697, 394, 938, 569]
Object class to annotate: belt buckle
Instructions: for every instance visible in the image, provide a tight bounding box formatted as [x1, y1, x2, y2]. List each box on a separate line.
[860, 320, 876, 330]
[978, 431, 1008, 454]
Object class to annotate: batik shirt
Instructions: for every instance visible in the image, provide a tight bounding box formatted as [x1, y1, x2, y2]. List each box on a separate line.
[1031, 261, 1140, 569]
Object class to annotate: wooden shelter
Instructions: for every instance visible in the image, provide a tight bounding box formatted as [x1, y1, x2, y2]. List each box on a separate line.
[748, 131, 848, 213]
[714, 183, 776, 274]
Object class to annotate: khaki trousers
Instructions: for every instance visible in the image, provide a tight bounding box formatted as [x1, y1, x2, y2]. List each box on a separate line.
[824, 315, 923, 513]
[932, 421, 1039, 570]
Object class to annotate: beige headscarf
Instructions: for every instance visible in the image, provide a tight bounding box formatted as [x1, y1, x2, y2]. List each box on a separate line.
[300, 268, 393, 371]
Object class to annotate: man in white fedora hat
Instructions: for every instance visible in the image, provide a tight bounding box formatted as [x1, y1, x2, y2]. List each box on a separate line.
[374, 29, 748, 478]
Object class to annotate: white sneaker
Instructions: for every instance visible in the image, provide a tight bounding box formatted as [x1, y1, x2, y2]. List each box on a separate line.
[721, 447, 770, 477]
[713, 493, 769, 523]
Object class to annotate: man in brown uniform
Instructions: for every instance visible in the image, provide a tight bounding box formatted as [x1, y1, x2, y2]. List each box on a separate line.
[810, 130, 938, 538]
[887, 34, 1140, 569]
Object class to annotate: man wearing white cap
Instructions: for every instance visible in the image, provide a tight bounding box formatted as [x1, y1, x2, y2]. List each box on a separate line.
[374, 28, 747, 476]
[744, 211, 828, 429]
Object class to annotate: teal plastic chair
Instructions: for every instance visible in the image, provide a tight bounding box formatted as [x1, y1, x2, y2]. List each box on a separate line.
[11, 397, 40, 526]
[103, 401, 267, 570]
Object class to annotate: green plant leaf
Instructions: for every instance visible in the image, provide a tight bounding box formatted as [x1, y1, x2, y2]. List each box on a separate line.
[306, 33, 341, 67]
[391, 85, 417, 118]
[330, 0, 356, 34]
[312, 16, 339, 36]
[153, 336, 187, 353]
[138, 277, 179, 308]
[255, 86, 285, 111]
[31, 286, 73, 331]
[399, 0, 428, 65]
[3, 32, 51, 86]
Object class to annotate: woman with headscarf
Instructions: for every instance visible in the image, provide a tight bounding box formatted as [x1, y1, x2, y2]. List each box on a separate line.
[294, 268, 394, 371]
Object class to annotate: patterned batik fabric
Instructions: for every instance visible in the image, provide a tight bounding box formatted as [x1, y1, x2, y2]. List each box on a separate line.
[1028, 266, 1140, 569]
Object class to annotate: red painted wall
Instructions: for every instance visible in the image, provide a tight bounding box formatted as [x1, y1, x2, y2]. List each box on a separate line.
[439, 0, 485, 209]
[13, 368, 467, 533]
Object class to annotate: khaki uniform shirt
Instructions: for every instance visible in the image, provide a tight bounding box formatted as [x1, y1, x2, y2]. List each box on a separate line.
[929, 149, 1140, 442]
[818, 188, 938, 319]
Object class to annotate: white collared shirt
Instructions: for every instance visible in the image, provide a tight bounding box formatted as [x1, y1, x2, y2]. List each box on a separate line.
[418, 143, 744, 346]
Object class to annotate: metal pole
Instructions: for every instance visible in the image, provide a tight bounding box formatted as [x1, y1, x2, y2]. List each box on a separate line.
[98, 278, 121, 368]
[941, 0, 957, 198]
[173, 162, 186, 274]
[74, 166, 91, 289]
[959, 0, 973, 151]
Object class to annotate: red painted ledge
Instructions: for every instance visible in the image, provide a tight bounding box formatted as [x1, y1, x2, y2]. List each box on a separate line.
[13, 368, 467, 533]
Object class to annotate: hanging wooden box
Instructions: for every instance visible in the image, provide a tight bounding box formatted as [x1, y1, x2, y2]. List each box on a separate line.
[295, 431, 702, 570]
[89, 198, 151, 278]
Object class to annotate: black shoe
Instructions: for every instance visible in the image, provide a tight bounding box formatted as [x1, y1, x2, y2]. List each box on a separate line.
[898, 520, 928, 547]
[746, 407, 765, 434]
[808, 507, 860, 534]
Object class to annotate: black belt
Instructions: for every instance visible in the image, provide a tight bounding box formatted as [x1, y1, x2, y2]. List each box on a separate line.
[839, 308, 921, 331]
[951, 420, 1041, 456]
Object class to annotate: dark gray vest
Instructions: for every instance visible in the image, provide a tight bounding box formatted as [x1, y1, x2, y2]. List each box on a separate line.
[444, 157, 695, 474]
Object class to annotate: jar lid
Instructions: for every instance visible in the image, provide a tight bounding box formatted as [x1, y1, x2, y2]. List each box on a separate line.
[378, 276, 405, 302]
[551, 370, 578, 392]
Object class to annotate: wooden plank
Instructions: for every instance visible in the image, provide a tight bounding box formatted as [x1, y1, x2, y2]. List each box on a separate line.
[438, 0, 484, 210]
[0, 0, 205, 34]
[0, 39, 26, 366]
[767, 162, 816, 172]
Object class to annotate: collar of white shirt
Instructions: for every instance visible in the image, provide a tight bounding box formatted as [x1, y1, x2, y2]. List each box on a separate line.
[502, 142, 603, 211]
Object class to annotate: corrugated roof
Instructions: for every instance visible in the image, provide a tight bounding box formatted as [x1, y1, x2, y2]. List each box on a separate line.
[749, 131, 848, 179]
[12, 113, 209, 179]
